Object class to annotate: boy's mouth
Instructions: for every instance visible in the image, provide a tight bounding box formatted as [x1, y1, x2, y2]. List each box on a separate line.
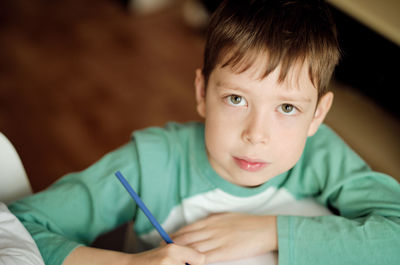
[233, 157, 268, 172]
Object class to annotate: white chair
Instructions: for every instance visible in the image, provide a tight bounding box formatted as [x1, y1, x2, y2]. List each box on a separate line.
[0, 132, 32, 203]
[0, 132, 45, 265]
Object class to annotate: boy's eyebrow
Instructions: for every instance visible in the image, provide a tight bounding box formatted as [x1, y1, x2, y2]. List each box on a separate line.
[277, 95, 312, 103]
[216, 81, 247, 92]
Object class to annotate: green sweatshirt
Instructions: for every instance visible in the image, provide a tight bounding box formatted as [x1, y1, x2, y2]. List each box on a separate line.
[9, 122, 400, 265]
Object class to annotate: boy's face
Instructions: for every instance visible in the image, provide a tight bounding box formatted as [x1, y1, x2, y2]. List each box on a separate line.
[195, 55, 333, 187]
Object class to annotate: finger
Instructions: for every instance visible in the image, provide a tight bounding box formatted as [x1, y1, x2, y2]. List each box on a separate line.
[204, 244, 256, 264]
[203, 246, 227, 264]
[204, 246, 247, 264]
[187, 237, 222, 253]
[173, 219, 208, 236]
[173, 228, 213, 246]
[173, 213, 227, 237]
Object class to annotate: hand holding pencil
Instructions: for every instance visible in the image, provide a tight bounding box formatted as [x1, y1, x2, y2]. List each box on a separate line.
[115, 171, 206, 265]
[124, 244, 205, 265]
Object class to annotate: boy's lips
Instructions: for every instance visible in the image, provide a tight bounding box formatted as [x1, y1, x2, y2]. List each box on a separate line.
[233, 157, 268, 172]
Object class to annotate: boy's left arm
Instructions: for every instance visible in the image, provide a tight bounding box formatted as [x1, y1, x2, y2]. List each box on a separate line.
[273, 127, 400, 265]
[277, 171, 400, 265]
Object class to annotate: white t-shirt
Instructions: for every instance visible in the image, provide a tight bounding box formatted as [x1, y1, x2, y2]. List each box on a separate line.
[0, 202, 44, 265]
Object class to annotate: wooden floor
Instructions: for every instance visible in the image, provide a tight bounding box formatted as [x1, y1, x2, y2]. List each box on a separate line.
[0, 0, 204, 191]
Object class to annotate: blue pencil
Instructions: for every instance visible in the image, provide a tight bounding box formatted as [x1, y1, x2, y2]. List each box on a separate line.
[116, 171, 191, 265]
[115, 171, 174, 244]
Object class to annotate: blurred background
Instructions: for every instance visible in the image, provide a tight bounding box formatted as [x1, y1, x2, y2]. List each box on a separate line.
[0, 0, 399, 195]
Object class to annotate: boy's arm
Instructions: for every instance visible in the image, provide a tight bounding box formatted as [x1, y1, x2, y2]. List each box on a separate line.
[62, 244, 205, 265]
[277, 172, 400, 265]
[278, 212, 400, 265]
[8, 142, 139, 265]
[62, 246, 131, 265]
[277, 126, 400, 265]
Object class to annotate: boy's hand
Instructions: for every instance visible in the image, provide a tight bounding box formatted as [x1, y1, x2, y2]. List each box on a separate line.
[63, 245, 205, 265]
[129, 244, 206, 265]
[171, 213, 277, 263]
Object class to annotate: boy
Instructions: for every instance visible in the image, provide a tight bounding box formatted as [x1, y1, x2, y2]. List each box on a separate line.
[9, 0, 400, 264]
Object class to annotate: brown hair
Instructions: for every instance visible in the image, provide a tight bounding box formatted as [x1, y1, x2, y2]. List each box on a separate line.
[202, 0, 341, 98]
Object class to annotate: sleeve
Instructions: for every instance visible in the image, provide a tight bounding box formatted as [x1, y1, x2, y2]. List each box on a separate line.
[277, 126, 400, 265]
[8, 141, 141, 265]
[0, 202, 45, 265]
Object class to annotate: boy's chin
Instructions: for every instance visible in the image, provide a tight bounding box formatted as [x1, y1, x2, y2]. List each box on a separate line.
[242, 183, 263, 188]
[229, 175, 271, 188]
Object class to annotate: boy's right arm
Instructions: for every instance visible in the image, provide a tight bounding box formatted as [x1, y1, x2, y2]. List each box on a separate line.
[9, 139, 205, 265]
[63, 245, 205, 265]
[9, 142, 141, 265]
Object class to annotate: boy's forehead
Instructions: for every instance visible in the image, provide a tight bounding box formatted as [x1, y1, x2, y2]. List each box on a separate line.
[214, 50, 316, 91]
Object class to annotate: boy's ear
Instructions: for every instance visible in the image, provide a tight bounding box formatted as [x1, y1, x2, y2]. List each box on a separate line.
[307, 92, 334, 136]
[195, 68, 206, 118]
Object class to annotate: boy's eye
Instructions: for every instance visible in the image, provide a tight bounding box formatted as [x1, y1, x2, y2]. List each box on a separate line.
[227, 95, 247, 106]
[279, 104, 297, 115]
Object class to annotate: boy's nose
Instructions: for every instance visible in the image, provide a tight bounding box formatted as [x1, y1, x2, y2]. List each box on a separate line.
[242, 112, 270, 145]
